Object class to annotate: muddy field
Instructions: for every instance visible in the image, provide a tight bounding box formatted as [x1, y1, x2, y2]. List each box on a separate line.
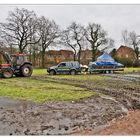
[0, 73, 140, 135]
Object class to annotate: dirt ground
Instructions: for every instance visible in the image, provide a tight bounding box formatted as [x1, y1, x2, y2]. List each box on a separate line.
[97, 110, 140, 135]
[0, 73, 140, 135]
[0, 95, 127, 135]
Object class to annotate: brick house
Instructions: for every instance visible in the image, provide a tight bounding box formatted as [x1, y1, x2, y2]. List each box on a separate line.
[45, 49, 93, 65]
[116, 45, 136, 60]
[46, 50, 74, 64]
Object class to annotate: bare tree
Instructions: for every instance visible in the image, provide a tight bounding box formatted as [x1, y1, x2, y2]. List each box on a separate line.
[129, 31, 140, 60]
[85, 23, 108, 61]
[63, 22, 85, 63]
[61, 30, 77, 61]
[121, 29, 140, 61]
[101, 38, 115, 52]
[122, 29, 129, 46]
[0, 8, 40, 53]
[37, 16, 60, 68]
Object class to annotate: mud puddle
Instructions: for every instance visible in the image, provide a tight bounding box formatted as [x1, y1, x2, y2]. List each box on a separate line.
[0, 95, 127, 135]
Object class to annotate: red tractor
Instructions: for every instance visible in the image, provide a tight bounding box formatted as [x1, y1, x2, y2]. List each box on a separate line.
[0, 51, 33, 78]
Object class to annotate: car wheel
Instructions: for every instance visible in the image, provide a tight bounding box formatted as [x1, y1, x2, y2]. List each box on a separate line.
[49, 70, 56, 75]
[70, 70, 76, 75]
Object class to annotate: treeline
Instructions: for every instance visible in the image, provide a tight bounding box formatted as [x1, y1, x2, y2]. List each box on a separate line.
[0, 8, 139, 68]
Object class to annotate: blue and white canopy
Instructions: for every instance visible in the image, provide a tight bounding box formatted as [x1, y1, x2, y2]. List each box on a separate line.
[97, 52, 114, 62]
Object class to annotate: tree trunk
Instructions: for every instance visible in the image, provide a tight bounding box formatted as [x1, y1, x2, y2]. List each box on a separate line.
[29, 46, 32, 62]
[73, 49, 77, 61]
[135, 50, 139, 60]
[41, 50, 45, 68]
[92, 51, 96, 61]
[78, 49, 81, 63]
[19, 48, 24, 53]
[136, 53, 139, 60]
[73, 53, 76, 61]
[91, 45, 96, 61]
[19, 37, 24, 53]
[32, 50, 36, 66]
[77, 41, 82, 63]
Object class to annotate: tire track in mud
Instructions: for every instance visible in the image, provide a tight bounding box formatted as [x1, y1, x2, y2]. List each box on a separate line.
[32, 74, 140, 111]
[0, 73, 139, 135]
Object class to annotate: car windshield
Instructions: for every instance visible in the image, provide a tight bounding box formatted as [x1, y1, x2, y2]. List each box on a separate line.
[58, 63, 66, 67]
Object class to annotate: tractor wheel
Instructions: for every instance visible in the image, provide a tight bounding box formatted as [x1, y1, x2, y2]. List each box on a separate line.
[21, 64, 33, 77]
[3, 70, 13, 78]
[70, 70, 76, 75]
[49, 70, 56, 75]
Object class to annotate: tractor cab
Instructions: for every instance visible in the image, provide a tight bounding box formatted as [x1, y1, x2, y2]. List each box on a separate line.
[10, 54, 32, 77]
[11, 54, 29, 66]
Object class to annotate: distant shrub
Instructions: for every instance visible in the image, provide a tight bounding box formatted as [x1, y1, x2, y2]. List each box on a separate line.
[116, 57, 133, 67]
[132, 60, 140, 67]
[81, 59, 91, 65]
[46, 61, 56, 67]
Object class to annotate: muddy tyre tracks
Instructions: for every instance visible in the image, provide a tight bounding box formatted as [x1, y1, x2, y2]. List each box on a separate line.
[33, 74, 140, 110]
[0, 73, 140, 135]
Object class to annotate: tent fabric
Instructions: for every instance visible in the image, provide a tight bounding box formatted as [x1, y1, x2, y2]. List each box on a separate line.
[89, 52, 124, 67]
[95, 61, 117, 66]
[93, 60, 124, 67]
[97, 52, 114, 62]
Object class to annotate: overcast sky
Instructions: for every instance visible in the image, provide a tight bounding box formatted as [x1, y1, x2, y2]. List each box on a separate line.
[0, 4, 140, 48]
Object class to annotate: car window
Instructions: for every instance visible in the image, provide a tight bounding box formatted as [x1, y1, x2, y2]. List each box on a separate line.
[70, 63, 75, 67]
[58, 63, 66, 67]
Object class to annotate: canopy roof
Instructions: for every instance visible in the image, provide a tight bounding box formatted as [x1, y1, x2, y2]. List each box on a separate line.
[97, 52, 114, 62]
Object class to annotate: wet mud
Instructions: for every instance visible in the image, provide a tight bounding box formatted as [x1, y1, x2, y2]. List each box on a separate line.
[0, 73, 139, 135]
